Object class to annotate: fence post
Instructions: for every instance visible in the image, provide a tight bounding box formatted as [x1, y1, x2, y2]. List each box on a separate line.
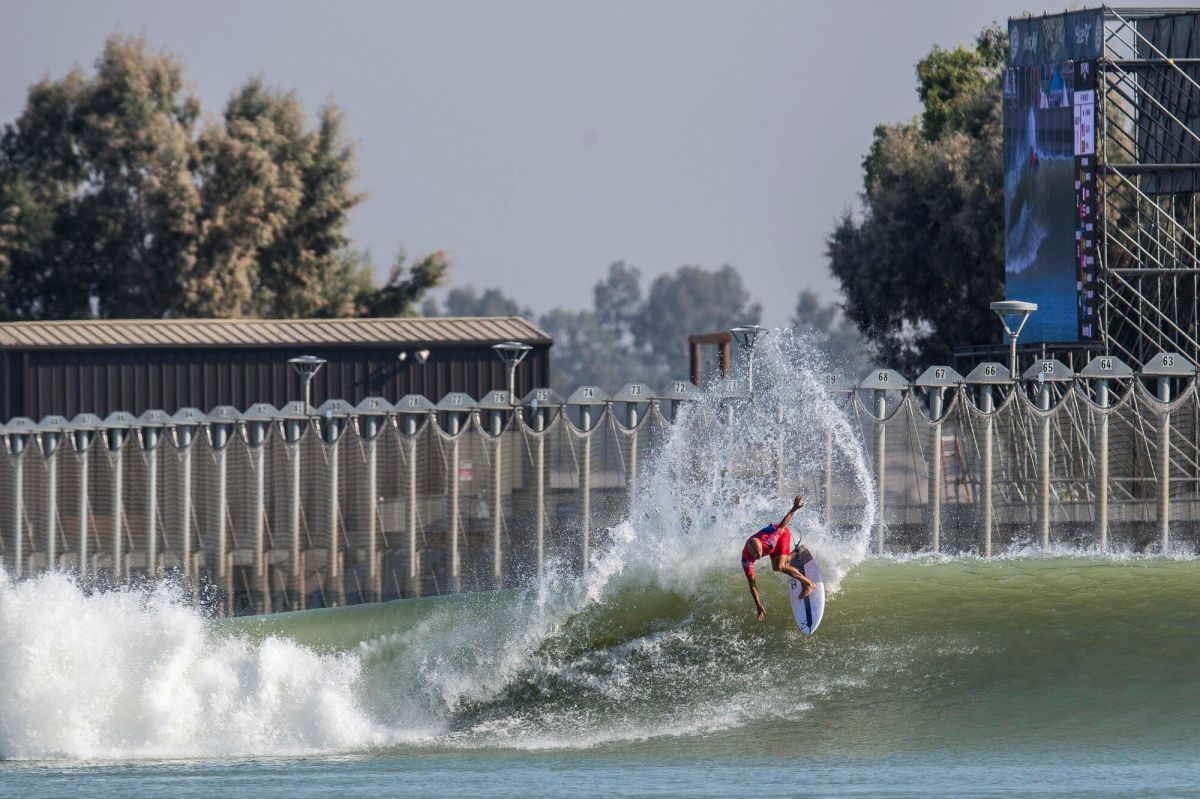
[41, 425, 62, 572]
[912, 367, 960, 554]
[1080, 357, 1132, 550]
[207, 407, 238, 614]
[535, 406, 546, 581]
[860, 370, 908, 556]
[367, 417, 380, 604]
[965, 362, 1009, 558]
[291, 421, 303, 608]
[171, 409, 202, 588]
[145, 428, 158, 577]
[397, 395, 433, 598]
[449, 414, 461, 593]
[72, 420, 95, 581]
[276, 404, 306, 610]
[179, 433, 191, 581]
[981, 386, 994, 558]
[407, 418, 419, 596]
[1139, 353, 1193, 553]
[102, 413, 132, 581]
[493, 409, 503, 589]
[242, 407, 271, 614]
[404, 412, 420, 597]
[1158, 376, 1171, 552]
[330, 423, 340, 604]
[567, 387, 607, 574]
[1039, 381, 1051, 549]
[436, 393, 475, 594]
[580, 406, 592, 571]
[1096, 379, 1109, 550]
[629, 404, 639, 496]
[217, 437, 227, 606]
[478, 390, 510, 592]
[316, 400, 349, 606]
[614, 384, 650, 506]
[875, 390, 886, 555]
[9, 424, 29, 578]
[140, 411, 168, 579]
[1020, 360, 1075, 550]
[929, 389, 944, 552]
[355, 398, 390, 604]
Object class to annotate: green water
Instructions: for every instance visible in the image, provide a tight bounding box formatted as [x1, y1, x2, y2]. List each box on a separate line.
[3, 557, 1199, 797]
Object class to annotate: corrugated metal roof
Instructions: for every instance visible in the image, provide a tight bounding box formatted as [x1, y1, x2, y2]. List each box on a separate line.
[0, 317, 552, 349]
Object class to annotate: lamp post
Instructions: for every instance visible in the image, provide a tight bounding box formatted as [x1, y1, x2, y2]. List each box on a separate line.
[492, 341, 533, 402]
[730, 325, 769, 395]
[288, 355, 326, 413]
[989, 301, 1037, 379]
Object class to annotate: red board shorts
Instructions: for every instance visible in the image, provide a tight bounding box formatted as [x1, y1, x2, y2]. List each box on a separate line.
[740, 524, 791, 579]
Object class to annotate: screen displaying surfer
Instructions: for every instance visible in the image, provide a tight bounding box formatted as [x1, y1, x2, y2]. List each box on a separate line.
[741, 495, 815, 621]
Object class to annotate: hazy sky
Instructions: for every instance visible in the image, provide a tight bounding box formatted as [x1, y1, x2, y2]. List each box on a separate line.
[0, 1, 1135, 325]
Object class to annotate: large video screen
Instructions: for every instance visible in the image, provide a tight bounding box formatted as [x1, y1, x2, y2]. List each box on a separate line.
[1004, 12, 1102, 344]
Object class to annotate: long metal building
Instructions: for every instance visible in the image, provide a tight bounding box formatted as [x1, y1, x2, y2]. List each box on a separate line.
[0, 317, 551, 419]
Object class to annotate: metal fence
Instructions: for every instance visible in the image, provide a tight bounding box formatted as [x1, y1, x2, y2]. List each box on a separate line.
[842, 357, 1200, 556]
[0, 388, 676, 615]
[2, 360, 1198, 615]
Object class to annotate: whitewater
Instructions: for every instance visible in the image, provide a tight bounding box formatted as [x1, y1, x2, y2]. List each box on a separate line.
[1, 332, 1198, 797]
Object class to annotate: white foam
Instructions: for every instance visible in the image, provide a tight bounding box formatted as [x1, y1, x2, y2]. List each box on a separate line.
[0, 571, 389, 760]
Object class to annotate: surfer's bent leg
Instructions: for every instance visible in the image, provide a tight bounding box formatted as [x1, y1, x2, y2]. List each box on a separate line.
[772, 554, 815, 597]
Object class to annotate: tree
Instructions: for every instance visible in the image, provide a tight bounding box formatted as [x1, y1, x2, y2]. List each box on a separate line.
[533, 261, 761, 391]
[245, 92, 363, 318]
[422, 285, 532, 318]
[637, 264, 762, 382]
[537, 307, 634, 395]
[0, 35, 202, 318]
[831, 25, 1005, 370]
[362, 251, 450, 317]
[592, 261, 641, 342]
[430, 261, 763, 392]
[0, 34, 442, 321]
[791, 289, 874, 366]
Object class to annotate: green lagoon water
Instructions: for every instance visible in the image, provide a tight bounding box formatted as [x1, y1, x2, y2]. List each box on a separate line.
[2, 556, 1197, 798]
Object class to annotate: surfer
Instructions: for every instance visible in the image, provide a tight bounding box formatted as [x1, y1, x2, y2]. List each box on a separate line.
[741, 495, 815, 621]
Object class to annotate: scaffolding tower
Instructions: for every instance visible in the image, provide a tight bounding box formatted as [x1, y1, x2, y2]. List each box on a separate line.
[1098, 7, 1200, 367]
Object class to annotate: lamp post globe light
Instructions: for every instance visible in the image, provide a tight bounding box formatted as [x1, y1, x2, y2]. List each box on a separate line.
[492, 341, 533, 403]
[288, 355, 327, 413]
[730, 324, 769, 395]
[989, 301, 1038, 379]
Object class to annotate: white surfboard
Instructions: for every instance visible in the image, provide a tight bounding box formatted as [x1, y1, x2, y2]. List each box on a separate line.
[788, 545, 825, 635]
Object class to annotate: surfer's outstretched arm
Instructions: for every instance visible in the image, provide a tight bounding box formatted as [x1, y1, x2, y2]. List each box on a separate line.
[777, 495, 804, 529]
[744, 570, 766, 621]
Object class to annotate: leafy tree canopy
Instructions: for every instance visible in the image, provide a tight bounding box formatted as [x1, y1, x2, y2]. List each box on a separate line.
[791, 289, 874, 367]
[833, 24, 1006, 371]
[553, 262, 760, 392]
[422, 262, 762, 394]
[0, 34, 442, 320]
[422, 285, 532, 318]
